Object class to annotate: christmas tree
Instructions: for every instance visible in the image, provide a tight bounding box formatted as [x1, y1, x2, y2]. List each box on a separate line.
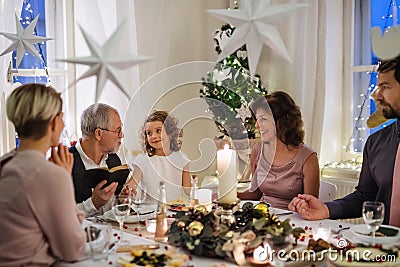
[200, 24, 268, 139]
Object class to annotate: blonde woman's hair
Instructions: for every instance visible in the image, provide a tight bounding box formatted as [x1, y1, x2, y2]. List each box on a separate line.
[6, 83, 62, 140]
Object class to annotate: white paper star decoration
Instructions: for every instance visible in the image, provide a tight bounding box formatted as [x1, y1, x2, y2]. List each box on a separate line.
[0, 14, 52, 68]
[60, 21, 150, 101]
[371, 26, 400, 60]
[207, 0, 307, 76]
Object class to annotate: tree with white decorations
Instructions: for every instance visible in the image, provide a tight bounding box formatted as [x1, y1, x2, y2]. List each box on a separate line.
[200, 24, 268, 140]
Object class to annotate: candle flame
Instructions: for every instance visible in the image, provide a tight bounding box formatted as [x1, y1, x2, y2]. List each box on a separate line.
[224, 144, 229, 150]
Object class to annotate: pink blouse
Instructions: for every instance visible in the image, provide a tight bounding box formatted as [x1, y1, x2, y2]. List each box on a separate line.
[249, 142, 316, 209]
[0, 150, 86, 266]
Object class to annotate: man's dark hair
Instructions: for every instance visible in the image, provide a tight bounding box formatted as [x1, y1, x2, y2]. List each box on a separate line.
[377, 56, 400, 83]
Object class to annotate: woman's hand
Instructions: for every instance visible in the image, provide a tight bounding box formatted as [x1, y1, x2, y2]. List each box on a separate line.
[49, 143, 73, 173]
[75, 205, 85, 224]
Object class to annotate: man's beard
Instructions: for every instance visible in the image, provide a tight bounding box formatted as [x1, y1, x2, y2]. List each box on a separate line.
[382, 103, 400, 119]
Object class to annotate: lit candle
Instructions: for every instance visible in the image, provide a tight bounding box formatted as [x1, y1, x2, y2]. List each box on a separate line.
[146, 219, 157, 233]
[217, 144, 237, 203]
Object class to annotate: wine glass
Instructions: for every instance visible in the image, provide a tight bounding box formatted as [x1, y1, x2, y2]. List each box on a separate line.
[362, 201, 384, 246]
[112, 194, 132, 245]
[132, 182, 147, 227]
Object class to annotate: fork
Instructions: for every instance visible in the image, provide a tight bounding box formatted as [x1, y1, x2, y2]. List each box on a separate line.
[332, 227, 350, 237]
[87, 216, 108, 223]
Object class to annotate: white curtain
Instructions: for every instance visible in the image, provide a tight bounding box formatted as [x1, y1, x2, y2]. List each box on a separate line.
[0, 0, 23, 155]
[71, 0, 140, 139]
[257, 0, 345, 163]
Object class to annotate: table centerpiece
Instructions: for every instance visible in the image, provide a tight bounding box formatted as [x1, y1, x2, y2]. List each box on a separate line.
[168, 202, 303, 265]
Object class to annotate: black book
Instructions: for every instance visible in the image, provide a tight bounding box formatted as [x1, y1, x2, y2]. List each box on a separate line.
[83, 164, 130, 195]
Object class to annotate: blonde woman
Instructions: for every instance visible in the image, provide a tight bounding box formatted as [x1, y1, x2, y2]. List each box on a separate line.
[0, 83, 86, 265]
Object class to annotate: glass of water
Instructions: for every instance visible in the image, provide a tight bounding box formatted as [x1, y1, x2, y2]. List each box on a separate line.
[112, 194, 131, 245]
[362, 201, 385, 246]
[132, 182, 147, 228]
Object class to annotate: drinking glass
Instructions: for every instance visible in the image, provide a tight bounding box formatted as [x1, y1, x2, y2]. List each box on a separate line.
[362, 201, 384, 245]
[133, 181, 147, 210]
[112, 194, 131, 245]
[86, 222, 112, 261]
[132, 182, 147, 227]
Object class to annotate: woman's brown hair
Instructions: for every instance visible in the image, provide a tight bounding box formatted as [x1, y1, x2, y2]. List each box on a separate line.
[250, 91, 304, 147]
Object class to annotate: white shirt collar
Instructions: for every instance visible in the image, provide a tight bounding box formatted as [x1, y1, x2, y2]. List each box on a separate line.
[75, 140, 108, 169]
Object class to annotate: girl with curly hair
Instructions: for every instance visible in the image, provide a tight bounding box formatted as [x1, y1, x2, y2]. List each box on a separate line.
[123, 111, 191, 203]
[238, 91, 320, 209]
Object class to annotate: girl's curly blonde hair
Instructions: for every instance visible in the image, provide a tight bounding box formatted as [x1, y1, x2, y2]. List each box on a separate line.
[141, 110, 183, 156]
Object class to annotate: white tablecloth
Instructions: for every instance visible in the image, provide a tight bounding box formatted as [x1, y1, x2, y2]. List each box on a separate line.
[54, 205, 398, 267]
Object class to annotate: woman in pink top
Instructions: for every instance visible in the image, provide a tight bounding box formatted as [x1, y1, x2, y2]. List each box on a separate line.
[0, 84, 86, 266]
[238, 91, 320, 209]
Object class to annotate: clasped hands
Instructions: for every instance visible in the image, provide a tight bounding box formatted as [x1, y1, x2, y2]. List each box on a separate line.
[288, 194, 330, 220]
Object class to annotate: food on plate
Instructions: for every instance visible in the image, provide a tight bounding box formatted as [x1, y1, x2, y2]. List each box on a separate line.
[170, 203, 188, 211]
[167, 198, 189, 211]
[375, 226, 399, 237]
[117, 247, 188, 267]
[307, 238, 331, 252]
[167, 197, 184, 206]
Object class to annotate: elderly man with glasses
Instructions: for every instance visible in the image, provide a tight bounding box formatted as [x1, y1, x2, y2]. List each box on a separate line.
[70, 103, 125, 216]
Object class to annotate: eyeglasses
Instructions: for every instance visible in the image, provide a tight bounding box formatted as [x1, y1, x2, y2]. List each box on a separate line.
[98, 127, 123, 137]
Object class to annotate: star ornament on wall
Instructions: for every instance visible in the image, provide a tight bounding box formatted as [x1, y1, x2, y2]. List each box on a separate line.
[207, 0, 307, 76]
[60, 21, 150, 101]
[0, 14, 52, 68]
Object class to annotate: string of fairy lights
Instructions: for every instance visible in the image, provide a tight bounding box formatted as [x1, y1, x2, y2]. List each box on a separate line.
[12, 0, 50, 84]
[325, 0, 397, 173]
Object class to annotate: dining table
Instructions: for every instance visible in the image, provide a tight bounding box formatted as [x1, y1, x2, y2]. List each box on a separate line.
[54, 201, 400, 267]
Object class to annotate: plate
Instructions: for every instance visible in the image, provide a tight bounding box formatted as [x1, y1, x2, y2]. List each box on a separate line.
[328, 246, 399, 267]
[103, 205, 156, 223]
[117, 246, 188, 267]
[350, 225, 400, 244]
[168, 204, 189, 212]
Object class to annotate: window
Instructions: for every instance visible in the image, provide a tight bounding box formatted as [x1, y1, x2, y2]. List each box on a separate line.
[8, 0, 71, 147]
[12, 0, 47, 84]
[351, 0, 397, 153]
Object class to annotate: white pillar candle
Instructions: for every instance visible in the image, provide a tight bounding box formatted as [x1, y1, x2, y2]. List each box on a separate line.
[217, 144, 237, 203]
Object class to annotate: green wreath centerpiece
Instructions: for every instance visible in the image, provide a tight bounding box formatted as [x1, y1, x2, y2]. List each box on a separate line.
[168, 202, 302, 265]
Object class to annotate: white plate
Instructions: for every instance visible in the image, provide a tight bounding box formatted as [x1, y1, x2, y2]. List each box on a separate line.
[350, 225, 400, 244]
[328, 246, 399, 267]
[342, 229, 362, 244]
[103, 205, 156, 223]
[117, 246, 188, 267]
